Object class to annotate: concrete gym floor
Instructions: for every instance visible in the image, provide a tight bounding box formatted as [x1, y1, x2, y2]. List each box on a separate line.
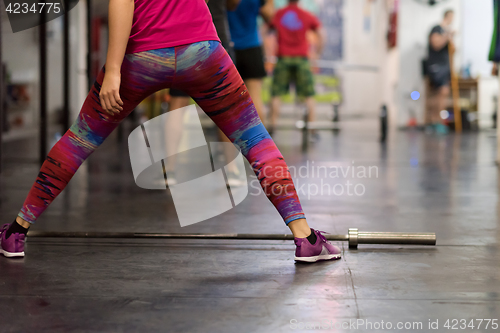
[0, 113, 499, 332]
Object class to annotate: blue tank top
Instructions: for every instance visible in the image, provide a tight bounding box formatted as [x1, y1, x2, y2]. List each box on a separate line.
[227, 0, 263, 50]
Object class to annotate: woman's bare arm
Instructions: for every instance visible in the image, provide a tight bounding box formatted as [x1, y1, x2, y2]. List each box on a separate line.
[100, 0, 134, 115]
[430, 31, 452, 52]
[260, 0, 274, 23]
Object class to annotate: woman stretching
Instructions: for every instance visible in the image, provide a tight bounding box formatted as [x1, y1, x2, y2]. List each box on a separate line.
[0, 0, 341, 263]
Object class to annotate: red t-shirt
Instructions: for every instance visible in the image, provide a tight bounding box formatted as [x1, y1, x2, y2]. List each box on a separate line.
[270, 3, 320, 57]
[126, 0, 220, 54]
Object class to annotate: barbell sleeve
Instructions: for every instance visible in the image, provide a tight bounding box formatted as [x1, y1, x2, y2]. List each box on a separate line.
[348, 228, 436, 248]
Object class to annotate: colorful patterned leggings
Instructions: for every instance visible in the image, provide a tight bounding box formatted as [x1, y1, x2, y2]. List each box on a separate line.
[19, 41, 306, 225]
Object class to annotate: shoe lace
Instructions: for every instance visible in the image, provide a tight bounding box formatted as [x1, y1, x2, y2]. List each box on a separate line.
[316, 230, 329, 243]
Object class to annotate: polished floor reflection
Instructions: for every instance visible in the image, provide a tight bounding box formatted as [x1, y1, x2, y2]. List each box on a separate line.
[0, 115, 499, 332]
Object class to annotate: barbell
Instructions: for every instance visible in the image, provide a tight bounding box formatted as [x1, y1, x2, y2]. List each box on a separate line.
[27, 228, 436, 249]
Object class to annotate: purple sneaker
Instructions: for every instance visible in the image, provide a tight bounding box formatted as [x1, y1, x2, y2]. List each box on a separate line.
[294, 229, 341, 262]
[0, 224, 25, 258]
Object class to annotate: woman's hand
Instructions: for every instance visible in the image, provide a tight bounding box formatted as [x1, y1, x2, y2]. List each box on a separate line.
[99, 71, 124, 115]
[101, 0, 134, 116]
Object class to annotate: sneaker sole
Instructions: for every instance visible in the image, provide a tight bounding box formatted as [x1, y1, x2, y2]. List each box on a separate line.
[1, 249, 25, 258]
[295, 253, 341, 262]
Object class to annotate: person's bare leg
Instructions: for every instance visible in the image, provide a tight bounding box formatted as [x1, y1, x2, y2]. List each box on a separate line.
[164, 96, 190, 172]
[270, 96, 281, 130]
[426, 88, 436, 124]
[428, 89, 438, 124]
[15, 216, 30, 229]
[245, 79, 265, 125]
[169, 96, 190, 112]
[437, 85, 450, 122]
[288, 218, 312, 238]
[305, 96, 316, 123]
[218, 129, 239, 173]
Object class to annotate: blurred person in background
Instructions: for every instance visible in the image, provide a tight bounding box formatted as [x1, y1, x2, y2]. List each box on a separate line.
[268, 0, 323, 138]
[228, 0, 274, 125]
[426, 9, 454, 134]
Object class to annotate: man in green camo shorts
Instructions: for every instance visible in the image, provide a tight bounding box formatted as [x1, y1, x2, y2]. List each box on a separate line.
[272, 57, 315, 97]
[268, 0, 323, 134]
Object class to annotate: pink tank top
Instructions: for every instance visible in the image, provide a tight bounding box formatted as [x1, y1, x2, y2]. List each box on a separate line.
[125, 0, 220, 54]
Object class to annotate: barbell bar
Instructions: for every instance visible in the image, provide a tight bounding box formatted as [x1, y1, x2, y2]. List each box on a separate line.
[27, 228, 436, 248]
